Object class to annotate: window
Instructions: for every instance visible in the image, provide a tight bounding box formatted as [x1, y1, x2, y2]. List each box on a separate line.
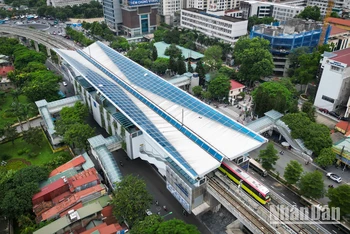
[331, 65, 342, 72]
[322, 95, 335, 103]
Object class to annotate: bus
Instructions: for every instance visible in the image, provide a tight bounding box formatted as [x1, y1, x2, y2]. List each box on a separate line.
[219, 159, 271, 204]
[248, 158, 267, 177]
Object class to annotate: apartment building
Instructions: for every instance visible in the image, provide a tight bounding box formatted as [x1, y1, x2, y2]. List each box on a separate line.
[102, 0, 123, 32]
[47, 0, 93, 7]
[159, 0, 182, 24]
[307, 0, 348, 15]
[181, 8, 248, 44]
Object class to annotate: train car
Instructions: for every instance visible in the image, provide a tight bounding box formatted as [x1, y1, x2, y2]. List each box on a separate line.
[248, 158, 267, 177]
[219, 159, 271, 204]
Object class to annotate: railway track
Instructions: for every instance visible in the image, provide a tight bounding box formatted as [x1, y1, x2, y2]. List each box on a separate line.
[208, 176, 278, 234]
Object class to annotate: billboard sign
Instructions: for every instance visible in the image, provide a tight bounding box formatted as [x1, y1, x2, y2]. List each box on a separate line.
[128, 0, 159, 6]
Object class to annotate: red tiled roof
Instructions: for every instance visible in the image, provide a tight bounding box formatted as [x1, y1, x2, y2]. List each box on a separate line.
[230, 80, 245, 90]
[0, 66, 14, 76]
[32, 179, 66, 201]
[331, 47, 350, 65]
[50, 155, 86, 177]
[80, 223, 123, 234]
[41, 184, 105, 221]
[328, 17, 350, 27]
[71, 174, 99, 190]
[68, 168, 99, 191]
[330, 26, 348, 36]
[59, 202, 83, 217]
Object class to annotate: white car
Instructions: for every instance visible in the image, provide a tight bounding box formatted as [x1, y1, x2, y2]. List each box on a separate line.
[63, 81, 67, 86]
[326, 173, 342, 183]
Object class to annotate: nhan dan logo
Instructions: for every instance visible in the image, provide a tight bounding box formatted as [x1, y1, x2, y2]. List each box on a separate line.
[269, 204, 340, 224]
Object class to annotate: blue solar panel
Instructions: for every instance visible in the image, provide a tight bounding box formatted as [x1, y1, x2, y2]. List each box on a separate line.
[94, 41, 265, 143]
[58, 52, 199, 179]
[77, 50, 225, 163]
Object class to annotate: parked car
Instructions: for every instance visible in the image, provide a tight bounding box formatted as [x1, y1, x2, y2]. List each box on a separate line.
[341, 116, 349, 121]
[329, 111, 340, 119]
[326, 173, 342, 183]
[319, 108, 329, 113]
[63, 81, 67, 86]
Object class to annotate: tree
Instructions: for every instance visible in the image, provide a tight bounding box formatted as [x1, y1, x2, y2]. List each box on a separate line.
[177, 56, 187, 75]
[299, 170, 325, 199]
[22, 127, 43, 147]
[284, 160, 303, 185]
[316, 148, 336, 168]
[187, 60, 193, 73]
[0, 166, 48, 219]
[301, 101, 316, 122]
[152, 45, 158, 61]
[248, 16, 276, 31]
[328, 184, 350, 217]
[2, 123, 18, 145]
[151, 58, 169, 75]
[202, 45, 223, 71]
[330, 12, 340, 18]
[156, 219, 200, 234]
[218, 66, 235, 79]
[110, 37, 130, 51]
[252, 81, 296, 117]
[192, 86, 202, 97]
[13, 50, 46, 71]
[258, 143, 279, 171]
[202, 91, 212, 101]
[208, 74, 231, 101]
[234, 37, 274, 86]
[297, 6, 321, 21]
[130, 215, 162, 234]
[64, 123, 95, 150]
[287, 47, 310, 77]
[112, 175, 153, 227]
[195, 60, 206, 86]
[169, 56, 178, 74]
[127, 48, 151, 66]
[283, 113, 332, 155]
[164, 44, 182, 58]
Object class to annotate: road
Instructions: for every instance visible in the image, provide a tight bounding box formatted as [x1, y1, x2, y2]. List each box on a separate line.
[84, 115, 212, 234]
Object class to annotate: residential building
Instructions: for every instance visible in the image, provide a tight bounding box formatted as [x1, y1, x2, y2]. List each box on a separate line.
[181, 8, 248, 44]
[54, 41, 266, 214]
[102, 0, 123, 32]
[229, 80, 245, 103]
[306, 0, 348, 16]
[240, 0, 304, 21]
[186, 0, 241, 10]
[120, 0, 159, 37]
[50, 155, 87, 177]
[159, 0, 182, 25]
[250, 18, 329, 76]
[328, 17, 350, 31]
[33, 202, 120, 234]
[46, 0, 93, 7]
[314, 48, 350, 116]
[328, 26, 350, 51]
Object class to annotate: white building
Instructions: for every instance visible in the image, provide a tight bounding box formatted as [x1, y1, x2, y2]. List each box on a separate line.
[181, 8, 248, 44]
[159, 0, 183, 25]
[314, 48, 350, 116]
[229, 80, 245, 103]
[306, 0, 348, 15]
[47, 0, 93, 7]
[240, 0, 304, 21]
[186, 0, 241, 10]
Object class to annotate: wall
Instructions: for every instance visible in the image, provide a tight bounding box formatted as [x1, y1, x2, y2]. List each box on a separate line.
[314, 60, 345, 110]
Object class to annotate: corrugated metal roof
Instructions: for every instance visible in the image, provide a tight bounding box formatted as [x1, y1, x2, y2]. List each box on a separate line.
[154, 41, 204, 60]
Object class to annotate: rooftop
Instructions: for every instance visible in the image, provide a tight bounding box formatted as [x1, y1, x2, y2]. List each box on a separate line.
[55, 42, 266, 180]
[154, 41, 204, 60]
[68, 168, 99, 191]
[183, 8, 246, 23]
[49, 155, 86, 177]
[39, 168, 78, 189]
[328, 17, 350, 27]
[0, 65, 13, 76]
[330, 25, 348, 36]
[330, 47, 350, 65]
[230, 80, 245, 90]
[34, 202, 103, 234]
[32, 178, 67, 202]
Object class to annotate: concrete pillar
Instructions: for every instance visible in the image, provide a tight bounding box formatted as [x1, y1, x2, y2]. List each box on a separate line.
[46, 47, 51, 57]
[34, 41, 39, 52]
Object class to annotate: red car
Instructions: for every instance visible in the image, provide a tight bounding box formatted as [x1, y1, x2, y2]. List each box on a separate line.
[319, 108, 329, 114]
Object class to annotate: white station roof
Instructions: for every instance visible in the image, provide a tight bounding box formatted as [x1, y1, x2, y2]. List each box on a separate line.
[55, 41, 266, 180]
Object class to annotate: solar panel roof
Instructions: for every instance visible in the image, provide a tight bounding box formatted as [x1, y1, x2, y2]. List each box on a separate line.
[55, 42, 266, 179]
